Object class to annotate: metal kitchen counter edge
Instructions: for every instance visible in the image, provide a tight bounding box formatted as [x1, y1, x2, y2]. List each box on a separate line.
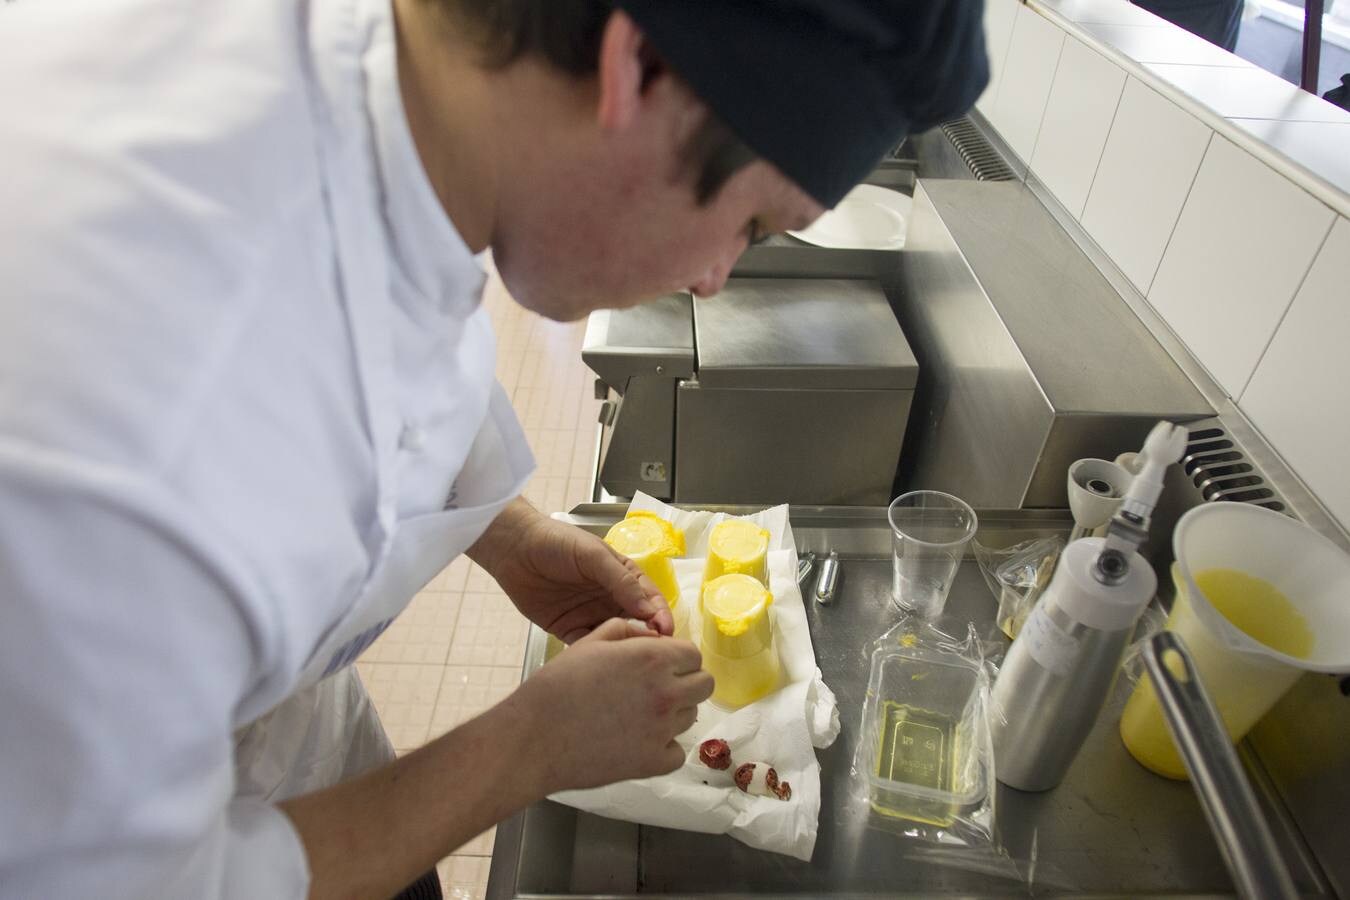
[486, 505, 1326, 899]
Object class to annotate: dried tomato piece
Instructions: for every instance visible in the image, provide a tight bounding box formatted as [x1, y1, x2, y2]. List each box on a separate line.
[733, 761, 791, 800]
[698, 738, 732, 771]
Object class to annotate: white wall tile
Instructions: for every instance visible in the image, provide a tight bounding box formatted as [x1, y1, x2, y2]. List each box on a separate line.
[977, 0, 1023, 116]
[1077, 22, 1253, 67]
[989, 6, 1067, 161]
[1148, 137, 1335, 397]
[1034, 0, 1167, 27]
[1146, 63, 1350, 124]
[1081, 77, 1212, 292]
[1228, 118, 1350, 197]
[1241, 217, 1350, 531]
[1031, 37, 1127, 217]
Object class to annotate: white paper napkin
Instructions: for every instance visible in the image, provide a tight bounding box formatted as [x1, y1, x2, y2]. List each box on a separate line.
[549, 494, 839, 861]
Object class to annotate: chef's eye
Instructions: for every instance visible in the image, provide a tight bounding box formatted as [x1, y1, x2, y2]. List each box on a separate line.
[746, 218, 771, 246]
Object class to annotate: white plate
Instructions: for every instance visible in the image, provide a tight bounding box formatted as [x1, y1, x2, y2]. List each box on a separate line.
[788, 184, 912, 250]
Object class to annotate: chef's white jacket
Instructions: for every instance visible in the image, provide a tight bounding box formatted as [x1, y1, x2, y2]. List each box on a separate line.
[0, 0, 536, 896]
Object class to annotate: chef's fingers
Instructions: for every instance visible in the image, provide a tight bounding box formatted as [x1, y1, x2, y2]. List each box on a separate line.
[569, 617, 638, 645]
[670, 706, 699, 737]
[584, 540, 673, 635]
[657, 638, 703, 677]
[659, 741, 687, 774]
[643, 605, 675, 637]
[675, 668, 715, 706]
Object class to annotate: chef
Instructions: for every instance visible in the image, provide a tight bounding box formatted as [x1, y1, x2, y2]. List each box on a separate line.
[0, 1, 986, 897]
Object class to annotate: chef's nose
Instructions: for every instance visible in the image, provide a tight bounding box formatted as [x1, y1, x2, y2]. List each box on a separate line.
[690, 268, 728, 297]
[690, 253, 737, 297]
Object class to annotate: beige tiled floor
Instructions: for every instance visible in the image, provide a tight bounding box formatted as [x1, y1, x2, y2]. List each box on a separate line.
[359, 270, 602, 898]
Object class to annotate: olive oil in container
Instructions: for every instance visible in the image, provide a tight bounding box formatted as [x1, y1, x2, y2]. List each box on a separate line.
[862, 643, 989, 827]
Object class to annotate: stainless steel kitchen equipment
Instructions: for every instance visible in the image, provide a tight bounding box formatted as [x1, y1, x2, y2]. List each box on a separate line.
[891, 178, 1215, 508]
[992, 422, 1186, 793]
[1143, 632, 1300, 900]
[584, 278, 918, 505]
[487, 505, 1335, 899]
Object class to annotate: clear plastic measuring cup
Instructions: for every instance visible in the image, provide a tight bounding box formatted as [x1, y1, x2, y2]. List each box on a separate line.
[1120, 503, 1350, 779]
[888, 490, 978, 619]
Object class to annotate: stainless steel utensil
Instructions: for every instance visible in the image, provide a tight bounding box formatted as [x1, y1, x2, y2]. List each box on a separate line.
[1142, 631, 1299, 900]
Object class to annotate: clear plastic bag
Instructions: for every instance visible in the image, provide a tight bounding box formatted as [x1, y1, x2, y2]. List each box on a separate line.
[849, 618, 998, 852]
[1116, 598, 1169, 691]
[973, 536, 1064, 639]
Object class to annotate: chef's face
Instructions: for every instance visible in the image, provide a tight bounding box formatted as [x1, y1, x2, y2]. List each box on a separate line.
[494, 153, 823, 322]
[486, 12, 824, 322]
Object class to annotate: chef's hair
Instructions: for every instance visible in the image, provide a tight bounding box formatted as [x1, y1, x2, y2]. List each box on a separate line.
[426, 0, 756, 203]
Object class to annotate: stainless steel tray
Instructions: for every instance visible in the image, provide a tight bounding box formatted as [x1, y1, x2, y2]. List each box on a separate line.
[486, 506, 1328, 898]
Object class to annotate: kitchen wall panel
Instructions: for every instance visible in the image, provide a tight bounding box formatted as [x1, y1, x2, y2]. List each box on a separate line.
[1241, 217, 1350, 530]
[990, 5, 1067, 161]
[977, 0, 1023, 116]
[1081, 77, 1212, 293]
[1148, 136, 1335, 397]
[1031, 37, 1127, 217]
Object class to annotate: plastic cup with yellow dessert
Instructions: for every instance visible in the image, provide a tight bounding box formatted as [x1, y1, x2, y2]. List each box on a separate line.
[604, 511, 688, 638]
[702, 519, 770, 592]
[702, 573, 781, 709]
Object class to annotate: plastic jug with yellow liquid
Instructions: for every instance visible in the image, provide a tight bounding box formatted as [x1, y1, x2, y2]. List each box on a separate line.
[1120, 502, 1350, 779]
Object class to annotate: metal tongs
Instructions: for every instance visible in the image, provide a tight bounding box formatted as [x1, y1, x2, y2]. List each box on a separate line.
[1143, 632, 1299, 900]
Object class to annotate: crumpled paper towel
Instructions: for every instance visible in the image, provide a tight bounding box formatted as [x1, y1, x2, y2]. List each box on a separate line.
[549, 493, 840, 861]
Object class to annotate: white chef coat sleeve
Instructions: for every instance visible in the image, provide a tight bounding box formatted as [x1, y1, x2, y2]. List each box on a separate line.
[0, 448, 310, 899]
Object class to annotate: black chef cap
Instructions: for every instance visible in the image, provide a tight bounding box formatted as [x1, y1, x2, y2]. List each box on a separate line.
[613, 0, 989, 208]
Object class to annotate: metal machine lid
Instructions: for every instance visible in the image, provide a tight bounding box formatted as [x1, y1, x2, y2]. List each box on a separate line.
[581, 292, 695, 390]
[692, 278, 918, 390]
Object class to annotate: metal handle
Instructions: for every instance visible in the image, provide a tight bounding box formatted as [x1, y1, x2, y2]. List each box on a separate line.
[1143, 632, 1299, 900]
[814, 551, 840, 605]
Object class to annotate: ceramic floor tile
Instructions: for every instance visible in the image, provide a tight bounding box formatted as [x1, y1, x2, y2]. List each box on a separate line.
[448, 594, 530, 667]
[424, 555, 471, 593]
[360, 593, 460, 665]
[358, 663, 443, 751]
[566, 477, 592, 509]
[456, 825, 496, 857]
[528, 476, 569, 515]
[463, 562, 502, 595]
[570, 428, 596, 480]
[429, 665, 522, 736]
[438, 855, 490, 900]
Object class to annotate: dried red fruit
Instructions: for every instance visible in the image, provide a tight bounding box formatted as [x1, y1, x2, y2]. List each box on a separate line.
[698, 738, 732, 770]
[733, 761, 791, 800]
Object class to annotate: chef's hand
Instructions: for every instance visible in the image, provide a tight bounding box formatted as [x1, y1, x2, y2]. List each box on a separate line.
[508, 618, 712, 792]
[469, 497, 675, 642]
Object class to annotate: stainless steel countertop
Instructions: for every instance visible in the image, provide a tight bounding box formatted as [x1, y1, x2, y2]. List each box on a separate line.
[487, 506, 1328, 898]
[693, 279, 918, 391]
[582, 292, 696, 389]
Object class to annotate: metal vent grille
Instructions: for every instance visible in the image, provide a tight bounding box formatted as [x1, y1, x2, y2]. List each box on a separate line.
[939, 118, 1017, 182]
[1183, 426, 1286, 512]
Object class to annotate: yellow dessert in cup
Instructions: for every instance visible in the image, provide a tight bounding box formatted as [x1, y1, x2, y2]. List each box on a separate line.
[702, 519, 770, 590]
[603, 511, 688, 638]
[702, 574, 781, 708]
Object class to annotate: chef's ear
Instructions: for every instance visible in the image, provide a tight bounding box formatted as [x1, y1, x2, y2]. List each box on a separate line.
[596, 9, 663, 131]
